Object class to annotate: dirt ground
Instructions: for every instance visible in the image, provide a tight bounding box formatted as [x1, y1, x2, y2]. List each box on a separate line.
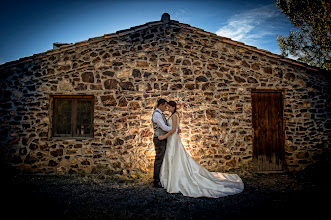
[2, 162, 330, 220]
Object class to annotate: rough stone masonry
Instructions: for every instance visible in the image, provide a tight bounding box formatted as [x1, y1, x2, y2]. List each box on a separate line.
[0, 14, 330, 175]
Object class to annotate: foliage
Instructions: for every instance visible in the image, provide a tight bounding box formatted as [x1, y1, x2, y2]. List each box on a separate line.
[276, 0, 331, 70]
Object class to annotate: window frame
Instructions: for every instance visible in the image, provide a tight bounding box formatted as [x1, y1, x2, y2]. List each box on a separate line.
[51, 95, 94, 138]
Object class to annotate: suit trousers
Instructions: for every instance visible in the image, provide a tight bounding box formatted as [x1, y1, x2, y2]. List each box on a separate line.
[153, 137, 167, 181]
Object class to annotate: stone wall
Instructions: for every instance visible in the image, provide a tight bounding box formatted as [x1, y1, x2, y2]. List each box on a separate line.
[0, 19, 330, 174]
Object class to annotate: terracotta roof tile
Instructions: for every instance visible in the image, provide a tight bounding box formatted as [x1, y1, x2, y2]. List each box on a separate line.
[75, 42, 90, 48]
[103, 33, 119, 38]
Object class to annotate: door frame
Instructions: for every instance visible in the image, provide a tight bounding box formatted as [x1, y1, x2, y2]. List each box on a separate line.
[251, 89, 286, 171]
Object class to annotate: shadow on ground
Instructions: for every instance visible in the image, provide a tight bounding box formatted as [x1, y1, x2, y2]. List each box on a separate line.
[1, 162, 330, 220]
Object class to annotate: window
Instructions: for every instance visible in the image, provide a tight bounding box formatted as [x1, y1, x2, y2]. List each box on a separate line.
[52, 96, 94, 137]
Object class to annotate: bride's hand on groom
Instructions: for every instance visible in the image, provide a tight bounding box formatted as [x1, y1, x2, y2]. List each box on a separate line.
[158, 135, 166, 140]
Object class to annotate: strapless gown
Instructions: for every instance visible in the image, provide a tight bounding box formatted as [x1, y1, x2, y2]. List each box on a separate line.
[160, 114, 244, 198]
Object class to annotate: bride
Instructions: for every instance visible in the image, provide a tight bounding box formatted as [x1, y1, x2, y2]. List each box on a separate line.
[158, 101, 244, 198]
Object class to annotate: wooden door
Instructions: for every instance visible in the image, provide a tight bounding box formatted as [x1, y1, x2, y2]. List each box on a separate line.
[252, 90, 284, 171]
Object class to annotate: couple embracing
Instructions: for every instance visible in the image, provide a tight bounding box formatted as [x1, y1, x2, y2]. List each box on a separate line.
[152, 99, 244, 198]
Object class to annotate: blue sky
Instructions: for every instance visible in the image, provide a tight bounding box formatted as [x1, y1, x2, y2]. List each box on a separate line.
[0, 0, 295, 65]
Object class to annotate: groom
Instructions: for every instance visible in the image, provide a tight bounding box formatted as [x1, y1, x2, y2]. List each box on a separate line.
[152, 99, 172, 188]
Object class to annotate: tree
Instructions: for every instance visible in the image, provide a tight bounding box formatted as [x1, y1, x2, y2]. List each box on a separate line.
[276, 0, 331, 70]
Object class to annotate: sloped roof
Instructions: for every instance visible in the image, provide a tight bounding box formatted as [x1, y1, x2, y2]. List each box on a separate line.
[0, 14, 319, 72]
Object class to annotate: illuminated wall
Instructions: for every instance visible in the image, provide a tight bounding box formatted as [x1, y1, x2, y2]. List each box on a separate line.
[0, 17, 329, 174]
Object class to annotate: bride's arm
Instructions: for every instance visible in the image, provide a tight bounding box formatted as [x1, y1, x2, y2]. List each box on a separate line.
[158, 114, 178, 140]
[177, 116, 181, 134]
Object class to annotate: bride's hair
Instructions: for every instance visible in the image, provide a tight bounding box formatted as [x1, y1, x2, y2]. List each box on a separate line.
[168, 101, 177, 116]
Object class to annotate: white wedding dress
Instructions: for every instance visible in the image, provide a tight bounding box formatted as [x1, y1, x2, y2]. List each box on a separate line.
[160, 114, 244, 198]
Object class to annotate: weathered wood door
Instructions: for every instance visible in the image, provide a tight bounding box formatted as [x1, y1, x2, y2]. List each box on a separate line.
[252, 90, 285, 171]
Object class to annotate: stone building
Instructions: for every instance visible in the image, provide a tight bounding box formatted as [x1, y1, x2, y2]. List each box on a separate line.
[0, 14, 330, 175]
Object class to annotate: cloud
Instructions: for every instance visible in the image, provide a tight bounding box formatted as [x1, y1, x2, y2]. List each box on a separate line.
[216, 4, 282, 46]
[172, 8, 191, 23]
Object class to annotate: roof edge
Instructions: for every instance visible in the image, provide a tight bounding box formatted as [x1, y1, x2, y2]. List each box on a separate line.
[0, 18, 321, 72]
[176, 24, 320, 72]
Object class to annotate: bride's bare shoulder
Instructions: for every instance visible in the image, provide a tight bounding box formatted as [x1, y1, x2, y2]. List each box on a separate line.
[170, 113, 178, 120]
[172, 113, 180, 122]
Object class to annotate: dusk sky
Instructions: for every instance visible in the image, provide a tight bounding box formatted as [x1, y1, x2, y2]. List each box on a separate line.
[0, 0, 296, 65]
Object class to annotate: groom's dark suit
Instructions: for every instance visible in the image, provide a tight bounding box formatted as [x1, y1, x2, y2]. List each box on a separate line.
[153, 136, 167, 182]
[152, 108, 171, 183]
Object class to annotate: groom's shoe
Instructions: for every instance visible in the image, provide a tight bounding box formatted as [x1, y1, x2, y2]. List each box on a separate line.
[153, 181, 163, 188]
